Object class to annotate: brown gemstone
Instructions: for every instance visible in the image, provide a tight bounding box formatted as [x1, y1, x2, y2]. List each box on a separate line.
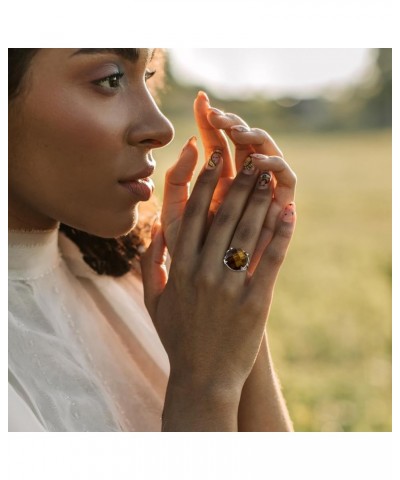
[223, 247, 250, 271]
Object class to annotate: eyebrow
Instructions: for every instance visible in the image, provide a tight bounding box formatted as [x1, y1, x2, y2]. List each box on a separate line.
[71, 48, 155, 64]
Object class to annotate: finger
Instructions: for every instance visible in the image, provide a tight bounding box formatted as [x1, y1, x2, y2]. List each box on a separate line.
[173, 150, 223, 259]
[249, 154, 296, 196]
[242, 152, 297, 247]
[141, 223, 168, 319]
[207, 110, 283, 171]
[230, 127, 283, 157]
[161, 136, 198, 233]
[248, 153, 296, 269]
[201, 168, 260, 269]
[164, 136, 198, 199]
[208, 111, 283, 156]
[250, 202, 296, 295]
[194, 91, 234, 178]
[227, 170, 274, 276]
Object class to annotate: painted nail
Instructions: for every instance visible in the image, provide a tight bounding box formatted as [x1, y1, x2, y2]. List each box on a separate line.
[231, 125, 250, 132]
[282, 202, 296, 223]
[206, 149, 223, 169]
[208, 107, 225, 116]
[257, 171, 272, 189]
[242, 156, 256, 175]
[250, 153, 267, 159]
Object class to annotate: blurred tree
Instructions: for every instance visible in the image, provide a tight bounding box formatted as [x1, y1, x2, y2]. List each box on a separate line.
[162, 49, 391, 133]
[358, 48, 392, 128]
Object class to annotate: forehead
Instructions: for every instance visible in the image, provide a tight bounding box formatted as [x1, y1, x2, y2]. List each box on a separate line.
[71, 48, 154, 63]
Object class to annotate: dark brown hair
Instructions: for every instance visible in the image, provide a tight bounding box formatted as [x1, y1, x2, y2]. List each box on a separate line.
[8, 48, 163, 277]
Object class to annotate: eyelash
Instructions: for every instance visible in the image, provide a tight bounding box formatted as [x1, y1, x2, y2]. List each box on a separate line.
[94, 69, 156, 90]
[145, 69, 156, 81]
[94, 72, 124, 89]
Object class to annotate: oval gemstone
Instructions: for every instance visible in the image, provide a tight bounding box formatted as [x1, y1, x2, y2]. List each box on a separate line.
[223, 247, 250, 271]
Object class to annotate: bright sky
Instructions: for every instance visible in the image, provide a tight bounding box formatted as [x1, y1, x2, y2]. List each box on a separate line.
[168, 49, 376, 100]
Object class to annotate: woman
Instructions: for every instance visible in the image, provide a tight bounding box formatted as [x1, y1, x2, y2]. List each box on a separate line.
[8, 48, 297, 431]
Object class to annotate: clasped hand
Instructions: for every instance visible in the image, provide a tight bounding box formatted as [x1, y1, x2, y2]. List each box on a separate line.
[141, 92, 296, 404]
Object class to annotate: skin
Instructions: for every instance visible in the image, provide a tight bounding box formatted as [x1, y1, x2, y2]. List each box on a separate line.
[9, 48, 297, 431]
[8, 48, 174, 236]
[144, 94, 297, 431]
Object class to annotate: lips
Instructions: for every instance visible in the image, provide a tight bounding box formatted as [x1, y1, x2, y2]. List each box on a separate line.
[119, 164, 155, 184]
[119, 164, 155, 201]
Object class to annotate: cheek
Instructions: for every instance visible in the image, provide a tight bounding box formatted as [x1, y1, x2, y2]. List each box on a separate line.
[27, 88, 128, 173]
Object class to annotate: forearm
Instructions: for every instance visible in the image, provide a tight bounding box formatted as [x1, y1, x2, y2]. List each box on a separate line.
[238, 333, 293, 432]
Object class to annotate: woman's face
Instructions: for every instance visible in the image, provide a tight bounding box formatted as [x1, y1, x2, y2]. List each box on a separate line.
[9, 48, 174, 237]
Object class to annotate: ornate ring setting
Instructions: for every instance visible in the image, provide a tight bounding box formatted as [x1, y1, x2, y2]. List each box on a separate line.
[223, 247, 250, 272]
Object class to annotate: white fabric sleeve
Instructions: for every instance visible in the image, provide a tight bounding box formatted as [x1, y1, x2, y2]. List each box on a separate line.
[8, 383, 46, 432]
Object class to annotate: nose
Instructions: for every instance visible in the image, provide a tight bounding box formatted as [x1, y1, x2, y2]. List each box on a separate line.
[126, 90, 175, 149]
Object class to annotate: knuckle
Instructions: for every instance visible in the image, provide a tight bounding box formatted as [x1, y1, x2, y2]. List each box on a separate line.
[195, 168, 215, 186]
[235, 223, 255, 243]
[219, 280, 238, 301]
[171, 260, 190, 280]
[194, 268, 218, 290]
[214, 208, 233, 227]
[251, 189, 272, 205]
[276, 223, 294, 240]
[265, 248, 286, 267]
[243, 298, 264, 317]
[183, 199, 201, 220]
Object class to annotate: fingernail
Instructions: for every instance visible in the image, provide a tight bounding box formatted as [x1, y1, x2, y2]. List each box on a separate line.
[257, 171, 272, 189]
[250, 153, 267, 160]
[188, 135, 197, 147]
[208, 107, 225, 116]
[198, 90, 209, 102]
[181, 136, 197, 153]
[282, 202, 296, 223]
[242, 156, 256, 175]
[206, 149, 223, 169]
[231, 125, 250, 132]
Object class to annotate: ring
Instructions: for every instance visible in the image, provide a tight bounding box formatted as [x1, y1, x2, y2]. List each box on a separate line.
[223, 247, 250, 272]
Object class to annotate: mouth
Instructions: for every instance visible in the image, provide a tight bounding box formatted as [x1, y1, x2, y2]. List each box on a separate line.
[118, 164, 155, 201]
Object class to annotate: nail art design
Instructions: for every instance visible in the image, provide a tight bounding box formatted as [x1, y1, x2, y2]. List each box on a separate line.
[242, 156, 256, 175]
[257, 171, 272, 189]
[242, 156, 255, 175]
[207, 149, 223, 169]
[282, 202, 296, 223]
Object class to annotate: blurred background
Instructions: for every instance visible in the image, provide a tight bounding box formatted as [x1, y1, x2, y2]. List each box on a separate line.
[151, 48, 392, 432]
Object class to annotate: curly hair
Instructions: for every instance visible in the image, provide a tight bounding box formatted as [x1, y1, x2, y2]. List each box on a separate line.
[8, 48, 164, 277]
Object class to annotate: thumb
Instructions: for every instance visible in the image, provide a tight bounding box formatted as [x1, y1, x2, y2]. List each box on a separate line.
[164, 136, 198, 191]
[141, 222, 168, 319]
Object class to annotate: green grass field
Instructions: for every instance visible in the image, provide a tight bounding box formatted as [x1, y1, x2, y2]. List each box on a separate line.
[153, 126, 392, 432]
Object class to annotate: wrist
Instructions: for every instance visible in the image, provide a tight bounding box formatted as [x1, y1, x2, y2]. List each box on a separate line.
[162, 375, 241, 431]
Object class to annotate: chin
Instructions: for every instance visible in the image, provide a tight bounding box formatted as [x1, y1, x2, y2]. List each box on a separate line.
[65, 208, 139, 239]
[96, 216, 138, 239]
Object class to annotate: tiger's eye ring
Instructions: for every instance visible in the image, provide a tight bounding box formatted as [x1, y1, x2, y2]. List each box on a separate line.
[223, 247, 250, 272]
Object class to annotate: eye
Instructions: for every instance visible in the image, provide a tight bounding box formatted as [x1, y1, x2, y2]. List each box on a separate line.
[93, 72, 124, 89]
[145, 69, 156, 82]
